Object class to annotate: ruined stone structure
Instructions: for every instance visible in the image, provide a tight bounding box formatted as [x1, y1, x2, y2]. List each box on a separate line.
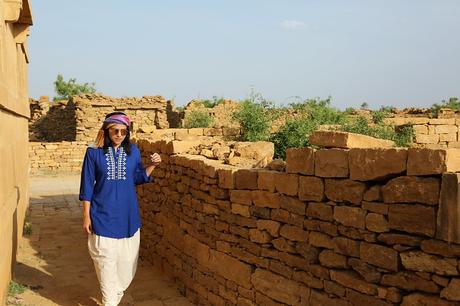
[0, 0, 32, 304]
[29, 94, 181, 142]
[133, 132, 460, 306]
[183, 99, 240, 128]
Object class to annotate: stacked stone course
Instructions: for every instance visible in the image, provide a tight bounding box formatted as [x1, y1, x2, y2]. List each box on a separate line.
[135, 136, 460, 306]
[29, 142, 88, 175]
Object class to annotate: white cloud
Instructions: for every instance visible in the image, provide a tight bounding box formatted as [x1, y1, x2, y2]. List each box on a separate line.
[280, 20, 307, 31]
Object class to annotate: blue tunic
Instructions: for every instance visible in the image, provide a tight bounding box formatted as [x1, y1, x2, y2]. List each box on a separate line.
[79, 144, 150, 239]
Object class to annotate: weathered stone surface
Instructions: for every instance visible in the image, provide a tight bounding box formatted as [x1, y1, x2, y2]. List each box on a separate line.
[299, 176, 324, 202]
[388, 204, 436, 237]
[230, 190, 252, 205]
[292, 271, 323, 289]
[257, 220, 280, 237]
[360, 242, 399, 271]
[330, 270, 378, 295]
[333, 237, 360, 257]
[349, 148, 407, 181]
[272, 238, 296, 253]
[362, 201, 388, 214]
[309, 231, 335, 249]
[279, 224, 308, 242]
[310, 131, 395, 148]
[333, 206, 366, 229]
[209, 250, 253, 289]
[437, 173, 460, 244]
[251, 269, 302, 305]
[401, 293, 458, 306]
[381, 272, 440, 293]
[295, 242, 319, 263]
[325, 179, 366, 205]
[249, 229, 272, 244]
[285, 147, 314, 175]
[232, 203, 251, 217]
[319, 250, 348, 268]
[346, 288, 392, 306]
[257, 170, 276, 192]
[309, 289, 350, 306]
[218, 168, 235, 189]
[348, 258, 381, 283]
[441, 278, 460, 301]
[235, 169, 258, 190]
[306, 202, 333, 221]
[382, 176, 440, 205]
[251, 190, 280, 208]
[315, 148, 349, 177]
[280, 195, 306, 215]
[365, 213, 389, 233]
[233, 141, 274, 161]
[377, 233, 423, 246]
[400, 251, 458, 276]
[407, 148, 460, 175]
[363, 185, 383, 202]
[274, 173, 298, 196]
[421, 240, 460, 257]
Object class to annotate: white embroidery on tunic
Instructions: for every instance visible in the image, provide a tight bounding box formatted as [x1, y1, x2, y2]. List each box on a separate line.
[105, 147, 127, 180]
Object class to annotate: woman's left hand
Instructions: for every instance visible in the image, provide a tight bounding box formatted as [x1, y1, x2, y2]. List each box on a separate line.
[150, 153, 162, 166]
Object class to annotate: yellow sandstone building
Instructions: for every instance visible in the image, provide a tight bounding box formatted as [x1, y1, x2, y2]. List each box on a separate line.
[0, 0, 33, 303]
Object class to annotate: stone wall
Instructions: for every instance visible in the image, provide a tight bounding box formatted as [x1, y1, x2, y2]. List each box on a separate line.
[28, 94, 181, 142]
[385, 117, 460, 149]
[135, 137, 460, 306]
[183, 100, 240, 128]
[29, 142, 88, 175]
[0, 1, 33, 304]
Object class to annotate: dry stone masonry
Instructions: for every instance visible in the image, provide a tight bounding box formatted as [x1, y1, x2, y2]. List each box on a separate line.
[135, 133, 460, 306]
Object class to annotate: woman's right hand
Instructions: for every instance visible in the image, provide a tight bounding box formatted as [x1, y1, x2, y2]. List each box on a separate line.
[83, 214, 92, 234]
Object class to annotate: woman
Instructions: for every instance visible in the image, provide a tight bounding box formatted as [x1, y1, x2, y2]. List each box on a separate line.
[79, 111, 161, 306]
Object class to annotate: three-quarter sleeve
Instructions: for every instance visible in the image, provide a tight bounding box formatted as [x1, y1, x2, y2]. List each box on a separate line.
[79, 148, 96, 201]
[133, 146, 152, 185]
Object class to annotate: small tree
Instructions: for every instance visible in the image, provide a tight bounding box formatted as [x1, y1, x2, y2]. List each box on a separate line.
[54, 74, 96, 101]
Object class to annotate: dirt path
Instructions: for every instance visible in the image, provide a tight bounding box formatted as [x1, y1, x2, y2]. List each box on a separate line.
[10, 175, 193, 306]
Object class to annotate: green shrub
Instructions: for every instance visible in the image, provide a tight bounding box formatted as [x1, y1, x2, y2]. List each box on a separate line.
[8, 281, 27, 296]
[183, 110, 214, 128]
[431, 97, 460, 117]
[341, 116, 414, 147]
[53, 74, 96, 101]
[200, 96, 225, 108]
[232, 99, 271, 141]
[271, 98, 346, 158]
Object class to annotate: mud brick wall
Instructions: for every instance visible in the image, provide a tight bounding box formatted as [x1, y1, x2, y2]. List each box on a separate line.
[29, 142, 88, 175]
[136, 139, 460, 306]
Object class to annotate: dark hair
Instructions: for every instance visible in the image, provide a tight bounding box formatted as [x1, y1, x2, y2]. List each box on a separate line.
[102, 122, 132, 155]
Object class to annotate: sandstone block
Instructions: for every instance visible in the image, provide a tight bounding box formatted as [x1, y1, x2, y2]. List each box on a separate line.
[319, 250, 348, 268]
[360, 242, 399, 271]
[413, 125, 428, 134]
[235, 169, 258, 190]
[285, 147, 314, 175]
[388, 204, 436, 237]
[256, 220, 280, 237]
[257, 170, 276, 192]
[325, 179, 366, 205]
[407, 148, 460, 175]
[309, 231, 334, 249]
[365, 213, 389, 233]
[440, 133, 457, 142]
[349, 148, 407, 181]
[377, 233, 422, 246]
[306, 202, 333, 221]
[382, 176, 440, 205]
[314, 148, 349, 177]
[251, 190, 280, 208]
[421, 239, 460, 257]
[209, 250, 252, 289]
[274, 173, 298, 196]
[249, 229, 272, 244]
[400, 251, 458, 276]
[310, 131, 394, 148]
[232, 203, 251, 217]
[429, 118, 456, 125]
[330, 270, 378, 295]
[234, 141, 274, 161]
[402, 293, 458, 306]
[251, 269, 302, 305]
[333, 206, 366, 229]
[230, 190, 252, 205]
[437, 173, 460, 244]
[333, 237, 360, 257]
[362, 201, 388, 214]
[299, 176, 324, 202]
[363, 185, 383, 202]
[381, 272, 440, 293]
[415, 134, 440, 144]
[441, 278, 460, 301]
[218, 168, 235, 189]
[279, 224, 308, 242]
[348, 258, 381, 283]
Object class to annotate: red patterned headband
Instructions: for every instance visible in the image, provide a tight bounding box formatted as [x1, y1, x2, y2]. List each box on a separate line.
[104, 114, 130, 127]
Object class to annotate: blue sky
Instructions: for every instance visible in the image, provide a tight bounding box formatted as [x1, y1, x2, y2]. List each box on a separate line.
[29, 1, 460, 109]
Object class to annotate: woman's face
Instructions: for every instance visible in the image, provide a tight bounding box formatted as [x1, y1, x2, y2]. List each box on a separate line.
[108, 124, 128, 147]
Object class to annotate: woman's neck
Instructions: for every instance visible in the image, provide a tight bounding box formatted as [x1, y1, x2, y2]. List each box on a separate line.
[112, 144, 121, 150]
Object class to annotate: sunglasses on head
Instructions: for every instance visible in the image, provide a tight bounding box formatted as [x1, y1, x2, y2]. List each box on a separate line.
[108, 128, 128, 136]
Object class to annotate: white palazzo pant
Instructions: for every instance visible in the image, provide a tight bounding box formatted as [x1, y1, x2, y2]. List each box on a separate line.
[88, 229, 140, 306]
